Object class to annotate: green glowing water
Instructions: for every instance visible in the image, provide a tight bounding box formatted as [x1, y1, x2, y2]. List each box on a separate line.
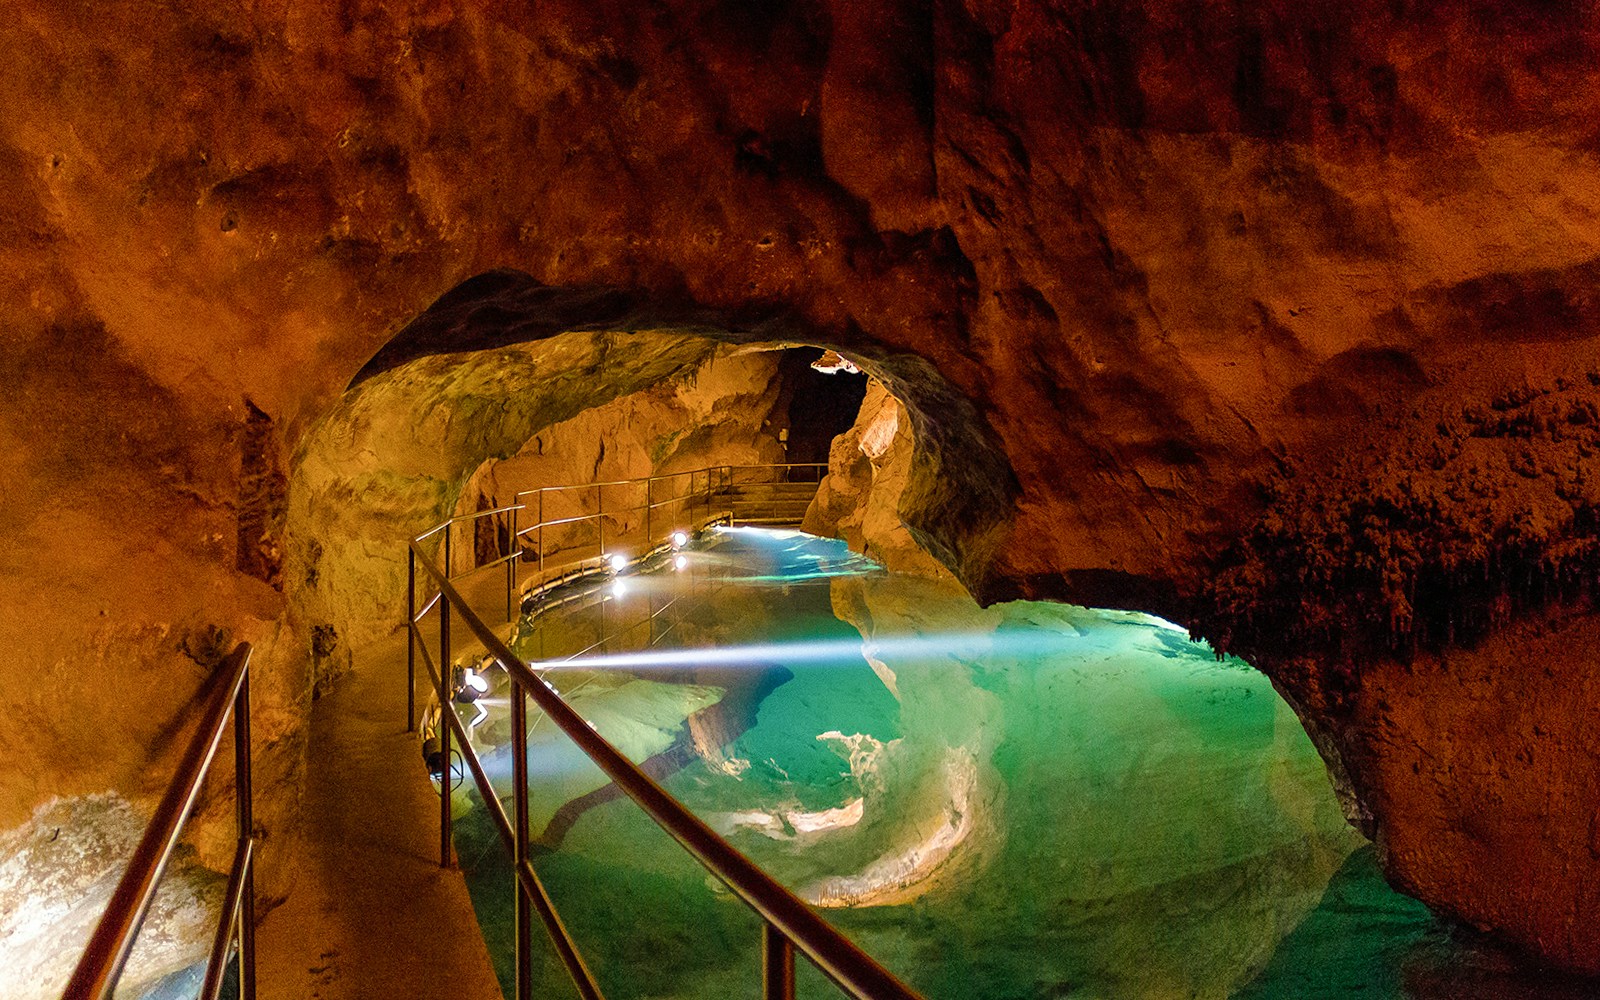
[441, 528, 1545, 1000]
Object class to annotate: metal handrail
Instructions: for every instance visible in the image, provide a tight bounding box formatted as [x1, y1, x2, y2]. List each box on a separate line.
[438, 502, 525, 526]
[410, 617, 603, 999]
[722, 463, 828, 472]
[63, 643, 256, 1000]
[406, 462, 921, 1000]
[501, 463, 818, 582]
[512, 488, 700, 536]
[409, 546, 924, 1000]
[511, 468, 700, 494]
[408, 462, 821, 721]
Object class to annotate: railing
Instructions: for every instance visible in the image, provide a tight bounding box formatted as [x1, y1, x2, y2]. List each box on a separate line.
[405, 463, 924, 1000]
[406, 462, 824, 734]
[508, 463, 827, 580]
[63, 643, 257, 1000]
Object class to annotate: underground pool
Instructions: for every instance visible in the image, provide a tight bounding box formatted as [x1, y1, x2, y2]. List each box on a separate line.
[431, 527, 1574, 1000]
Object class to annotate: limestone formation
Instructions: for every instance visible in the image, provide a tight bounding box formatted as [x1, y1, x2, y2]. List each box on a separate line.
[804, 377, 958, 580]
[451, 346, 787, 575]
[5, 0, 1600, 978]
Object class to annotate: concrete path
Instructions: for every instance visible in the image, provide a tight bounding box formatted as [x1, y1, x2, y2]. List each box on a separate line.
[256, 632, 503, 1000]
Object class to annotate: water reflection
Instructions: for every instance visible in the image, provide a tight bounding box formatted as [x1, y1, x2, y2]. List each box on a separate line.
[442, 528, 1557, 999]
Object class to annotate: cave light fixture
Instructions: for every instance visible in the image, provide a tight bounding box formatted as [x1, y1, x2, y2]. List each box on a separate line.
[671, 530, 689, 548]
[453, 666, 491, 704]
[608, 552, 628, 573]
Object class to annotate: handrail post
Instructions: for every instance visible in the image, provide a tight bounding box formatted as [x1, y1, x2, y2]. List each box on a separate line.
[406, 548, 416, 732]
[235, 669, 257, 1000]
[511, 679, 533, 1000]
[439, 598, 454, 869]
[538, 489, 546, 579]
[597, 483, 605, 558]
[443, 523, 453, 583]
[763, 923, 795, 1000]
[645, 476, 652, 542]
[509, 503, 520, 621]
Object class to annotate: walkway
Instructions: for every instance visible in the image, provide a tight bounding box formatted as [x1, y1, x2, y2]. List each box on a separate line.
[255, 631, 503, 1000]
[251, 480, 819, 999]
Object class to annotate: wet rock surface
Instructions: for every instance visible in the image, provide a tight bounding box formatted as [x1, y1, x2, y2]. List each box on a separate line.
[5, 0, 1600, 977]
[805, 378, 964, 580]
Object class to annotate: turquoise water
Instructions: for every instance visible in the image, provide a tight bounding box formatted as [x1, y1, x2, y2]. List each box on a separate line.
[441, 528, 1575, 1000]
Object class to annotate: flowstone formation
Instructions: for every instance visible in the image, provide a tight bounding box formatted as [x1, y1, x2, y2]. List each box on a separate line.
[7, 0, 1600, 977]
[804, 378, 958, 580]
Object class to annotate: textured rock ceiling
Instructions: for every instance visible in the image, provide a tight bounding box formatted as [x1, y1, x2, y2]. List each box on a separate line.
[5, 0, 1600, 978]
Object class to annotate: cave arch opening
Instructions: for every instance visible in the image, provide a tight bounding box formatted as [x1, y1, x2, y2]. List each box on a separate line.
[282, 270, 1016, 692]
[444, 342, 868, 574]
[261, 270, 1547, 1000]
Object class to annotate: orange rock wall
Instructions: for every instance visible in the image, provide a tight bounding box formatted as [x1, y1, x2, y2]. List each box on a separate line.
[6, 0, 1600, 973]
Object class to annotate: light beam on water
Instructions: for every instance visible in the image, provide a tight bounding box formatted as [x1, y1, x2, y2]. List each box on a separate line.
[533, 616, 1192, 673]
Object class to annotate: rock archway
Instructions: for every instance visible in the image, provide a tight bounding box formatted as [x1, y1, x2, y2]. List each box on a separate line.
[285, 271, 1017, 682]
[196, 270, 1600, 978]
[6, 0, 1600, 980]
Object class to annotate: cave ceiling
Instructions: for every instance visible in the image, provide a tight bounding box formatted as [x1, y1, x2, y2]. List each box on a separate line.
[5, 0, 1600, 978]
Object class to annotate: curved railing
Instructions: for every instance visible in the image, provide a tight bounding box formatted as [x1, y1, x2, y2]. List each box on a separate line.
[470, 462, 824, 579]
[405, 463, 925, 1000]
[63, 643, 257, 1000]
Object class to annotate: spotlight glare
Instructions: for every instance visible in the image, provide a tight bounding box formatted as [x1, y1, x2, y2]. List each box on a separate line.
[546, 629, 1088, 673]
[608, 553, 628, 572]
[671, 531, 689, 548]
[612, 580, 627, 598]
[674, 554, 688, 571]
[464, 670, 490, 694]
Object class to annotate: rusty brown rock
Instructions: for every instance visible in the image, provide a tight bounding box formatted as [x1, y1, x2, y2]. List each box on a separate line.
[5, 0, 1600, 977]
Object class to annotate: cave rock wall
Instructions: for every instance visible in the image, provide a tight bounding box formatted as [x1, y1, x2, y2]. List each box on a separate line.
[452, 347, 786, 573]
[288, 331, 741, 661]
[6, 0, 1600, 976]
[805, 377, 958, 580]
